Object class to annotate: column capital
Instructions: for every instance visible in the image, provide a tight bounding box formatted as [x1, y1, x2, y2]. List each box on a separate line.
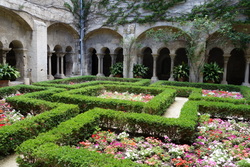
[152, 53, 159, 57]
[246, 57, 250, 63]
[56, 52, 65, 57]
[224, 56, 229, 62]
[1, 48, 11, 53]
[169, 53, 176, 58]
[223, 53, 231, 58]
[13, 48, 28, 54]
[47, 51, 55, 56]
[96, 53, 104, 59]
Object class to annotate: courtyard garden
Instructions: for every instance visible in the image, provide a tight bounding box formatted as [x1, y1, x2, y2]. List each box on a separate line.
[0, 75, 250, 166]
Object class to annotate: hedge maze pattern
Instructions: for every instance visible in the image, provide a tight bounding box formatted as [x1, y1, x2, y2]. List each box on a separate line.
[0, 75, 249, 166]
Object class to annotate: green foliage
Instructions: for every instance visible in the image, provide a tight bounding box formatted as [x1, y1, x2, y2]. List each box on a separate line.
[110, 62, 123, 76]
[186, 0, 250, 23]
[173, 63, 189, 80]
[202, 62, 223, 83]
[0, 102, 79, 157]
[0, 64, 20, 80]
[132, 64, 149, 78]
[237, 159, 250, 167]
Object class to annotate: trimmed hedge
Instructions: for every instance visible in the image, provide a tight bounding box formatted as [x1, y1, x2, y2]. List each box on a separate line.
[0, 85, 47, 99]
[150, 80, 242, 91]
[33, 75, 151, 89]
[16, 107, 198, 166]
[0, 102, 79, 157]
[51, 84, 176, 115]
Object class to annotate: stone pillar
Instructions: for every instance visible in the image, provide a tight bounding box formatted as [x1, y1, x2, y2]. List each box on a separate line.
[169, 53, 176, 81]
[0, 48, 10, 65]
[110, 54, 117, 66]
[242, 56, 250, 86]
[31, 20, 48, 82]
[96, 53, 104, 77]
[47, 51, 54, 80]
[221, 56, 229, 84]
[151, 54, 159, 82]
[13, 48, 28, 81]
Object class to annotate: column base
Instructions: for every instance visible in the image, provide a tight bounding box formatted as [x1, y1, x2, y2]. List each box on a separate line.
[168, 77, 175, 81]
[221, 80, 228, 84]
[151, 76, 159, 83]
[242, 82, 250, 86]
[47, 75, 54, 80]
[54, 74, 65, 79]
[97, 73, 105, 77]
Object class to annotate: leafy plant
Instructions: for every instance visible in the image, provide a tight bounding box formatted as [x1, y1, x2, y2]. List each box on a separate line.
[0, 64, 20, 80]
[202, 62, 223, 83]
[173, 63, 189, 81]
[110, 62, 123, 76]
[132, 64, 149, 78]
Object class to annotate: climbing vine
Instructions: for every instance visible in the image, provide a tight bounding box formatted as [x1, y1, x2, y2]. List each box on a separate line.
[184, 0, 250, 23]
[97, 0, 185, 26]
[64, 0, 92, 27]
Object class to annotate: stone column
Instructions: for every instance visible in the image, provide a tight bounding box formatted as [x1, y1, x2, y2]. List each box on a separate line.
[96, 53, 104, 77]
[109, 54, 117, 77]
[242, 56, 250, 86]
[168, 53, 176, 81]
[47, 51, 54, 80]
[0, 48, 10, 65]
[110, 54, 117, 66]
[54, 53, 60, 78]
[221, 56, 229, 84]
[59, 53, 66, 78]
[151, 54, 159, 82]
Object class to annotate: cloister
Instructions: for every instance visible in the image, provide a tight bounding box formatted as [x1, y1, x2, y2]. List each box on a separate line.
[0, 1, 249, 85]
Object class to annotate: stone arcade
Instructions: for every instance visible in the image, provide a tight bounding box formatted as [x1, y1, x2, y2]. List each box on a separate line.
[0, 0, 249, 85]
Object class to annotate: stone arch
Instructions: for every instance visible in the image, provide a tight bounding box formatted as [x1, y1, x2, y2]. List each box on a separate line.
[0, 7, 32, 48]
[6, 40, 25, 81]
[87, 48, 98, 76]
[208, 47, 224, 68]
[51, 45, 63, 77]
[174, 48, 188, 66]
[48, 23, 78, 77]
[114, 47, 124, 63]
[101, 47, 112, 77]
[142, 47, 153, 79]
[137, 26, 189, 53]
[227, 49, 245, 85]
[85, 28, 122, 76]
[157, 48, 171, 80]
[48, 23, 78, 48]
[207, 48, 224, 83]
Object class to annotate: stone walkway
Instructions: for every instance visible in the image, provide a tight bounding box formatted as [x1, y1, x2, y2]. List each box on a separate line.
[0, 97, 188, 166]
[0, 154, 18, 167]
[163, 97, 189, 118]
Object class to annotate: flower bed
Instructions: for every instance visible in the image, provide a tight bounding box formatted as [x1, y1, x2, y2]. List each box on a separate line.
[77, 115, 250, 166]
[97, 90, 155, 102]
[202, 89, 244, 99]
[0, 94, 33, 128]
